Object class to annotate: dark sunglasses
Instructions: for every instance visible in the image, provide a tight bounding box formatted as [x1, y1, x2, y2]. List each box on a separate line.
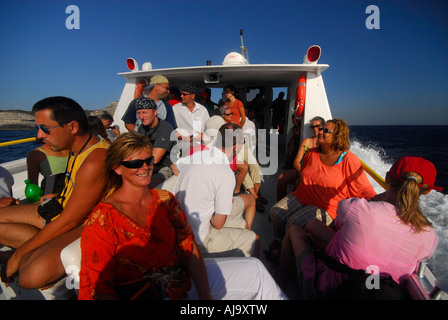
[120, 156, 154, 169]
[318, 127, 334, 134]
[35, 123, 65, 134]
[310, 125, 322, 129]
[223, 112, 233, 116]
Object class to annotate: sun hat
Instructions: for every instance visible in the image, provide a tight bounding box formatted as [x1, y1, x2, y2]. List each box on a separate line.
[387, 156, 443, 191]
[134, 97, 157, 110]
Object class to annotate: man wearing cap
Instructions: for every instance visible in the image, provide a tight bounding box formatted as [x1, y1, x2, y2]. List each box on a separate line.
[172, 84, 210, 156]
[135, 96, 175, 187]
[122, 75, 177, 132]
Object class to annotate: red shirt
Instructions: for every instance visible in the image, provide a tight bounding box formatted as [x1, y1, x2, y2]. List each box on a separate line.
[78, 189, 194, 300]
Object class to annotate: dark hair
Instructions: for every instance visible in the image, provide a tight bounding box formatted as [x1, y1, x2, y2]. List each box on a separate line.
[100, 113, 114, 122]
[32, 96, 89, 134]
[88, 116, 110, 142]
[224, 84, 239, 98]
[217, 122, 244, 149]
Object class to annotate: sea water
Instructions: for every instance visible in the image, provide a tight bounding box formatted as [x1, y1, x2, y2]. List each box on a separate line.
[1, 126, 448, 280]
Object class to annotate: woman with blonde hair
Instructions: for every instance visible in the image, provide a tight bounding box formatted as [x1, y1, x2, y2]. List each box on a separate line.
[270, 118, 376, 239]
[277, 156, 440, 299]
[79, 132, 287, 300]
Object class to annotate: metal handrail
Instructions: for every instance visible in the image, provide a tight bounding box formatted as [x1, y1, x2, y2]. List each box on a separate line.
[360, 159, 388, 190]
[0, 137, 37, 148]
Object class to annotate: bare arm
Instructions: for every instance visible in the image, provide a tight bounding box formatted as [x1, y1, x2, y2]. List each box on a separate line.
[187, 242, 211, 300]
[7, 148, 107, 278]
[26, 149, 45, 185]
[293, 138, 308, 172]
[210, 213, 227, 230]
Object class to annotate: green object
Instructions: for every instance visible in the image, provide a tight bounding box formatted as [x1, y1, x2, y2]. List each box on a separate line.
[24, 179, 43, 203]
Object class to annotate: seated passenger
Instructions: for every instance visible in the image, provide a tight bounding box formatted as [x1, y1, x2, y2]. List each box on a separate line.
[121, 75, 176, 132]
[0, 96, 108, 289]
[134, 96, 175, 187]
[205, 107, 266, 211]
[174, 123, 259, 258]
[277, 156, 441, 299]
[88, 115, 112, 144]
[78, 132, 287, 300]
[276, 116, 324, 201]
[270, 118, 376, 240]
[172, 84, 210, 157]
[0, 166, 18, 207]
[26, 141, 69, 194]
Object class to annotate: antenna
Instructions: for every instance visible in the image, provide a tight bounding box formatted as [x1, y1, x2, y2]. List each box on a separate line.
[240, 29, 249, 63]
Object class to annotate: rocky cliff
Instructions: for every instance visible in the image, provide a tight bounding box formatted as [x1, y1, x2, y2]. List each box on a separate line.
[0, 102, 118, 129]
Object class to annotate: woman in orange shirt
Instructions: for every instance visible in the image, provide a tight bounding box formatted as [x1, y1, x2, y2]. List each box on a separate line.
[224, 84, 246, 127]
[270, 119, 376, 241]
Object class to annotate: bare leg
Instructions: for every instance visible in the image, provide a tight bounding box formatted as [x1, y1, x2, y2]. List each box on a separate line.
[238, 194, 256, 230]
[17, 225, 83, 289]
[0, 203, 42, 249]
[235, 163, 248, 194]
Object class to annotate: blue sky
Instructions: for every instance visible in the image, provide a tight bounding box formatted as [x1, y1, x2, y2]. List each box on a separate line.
[0, 0, 447, 125]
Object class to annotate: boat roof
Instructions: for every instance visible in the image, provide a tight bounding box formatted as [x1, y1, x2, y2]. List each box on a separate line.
[117, 63, 329, 87]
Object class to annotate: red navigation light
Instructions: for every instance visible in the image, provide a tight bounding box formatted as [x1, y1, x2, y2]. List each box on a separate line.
[305, 46, 321, 64]
[126, 58, 139, 71]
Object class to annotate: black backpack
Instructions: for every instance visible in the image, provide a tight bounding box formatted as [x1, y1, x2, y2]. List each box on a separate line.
[314, 250, 409, 300]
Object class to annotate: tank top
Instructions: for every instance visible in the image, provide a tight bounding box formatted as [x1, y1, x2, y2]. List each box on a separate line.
[58, 136, 110, 208]
[37, 148, 69, 177]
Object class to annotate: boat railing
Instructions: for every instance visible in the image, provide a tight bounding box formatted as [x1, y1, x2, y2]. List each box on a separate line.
[0, 137, 36, 148]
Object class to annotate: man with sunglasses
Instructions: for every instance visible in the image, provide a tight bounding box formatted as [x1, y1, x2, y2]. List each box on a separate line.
[135, 96, 175, 187]
[121, 75, 177, 132]
[0, 96, 109, 290]
[172, 84, 210, 156]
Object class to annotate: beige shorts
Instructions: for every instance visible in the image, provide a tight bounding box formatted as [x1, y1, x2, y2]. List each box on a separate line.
[202, 196, 256, 257]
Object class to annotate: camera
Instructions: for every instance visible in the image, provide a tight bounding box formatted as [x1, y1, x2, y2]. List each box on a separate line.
[38, 197, 63, 223]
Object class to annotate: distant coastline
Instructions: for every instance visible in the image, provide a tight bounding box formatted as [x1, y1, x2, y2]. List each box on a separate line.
[0, 102, 118, 130]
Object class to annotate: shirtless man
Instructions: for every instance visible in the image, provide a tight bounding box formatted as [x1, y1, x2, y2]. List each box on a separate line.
[0, 96, 109, 289]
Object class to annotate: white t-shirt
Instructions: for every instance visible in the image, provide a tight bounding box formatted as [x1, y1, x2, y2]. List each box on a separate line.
[173, 147, 235, 245]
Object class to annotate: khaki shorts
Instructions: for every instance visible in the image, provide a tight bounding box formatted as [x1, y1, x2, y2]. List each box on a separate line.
[202, 196, 256, 257]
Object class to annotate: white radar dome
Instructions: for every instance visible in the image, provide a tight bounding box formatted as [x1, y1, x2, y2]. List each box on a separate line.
[222, 52, 248, 65]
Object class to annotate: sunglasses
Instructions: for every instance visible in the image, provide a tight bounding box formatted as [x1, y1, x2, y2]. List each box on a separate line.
[318, 127, 334, 134]
[181, 92, 192, 96]
[120, 156, 154, 169]
[310, 125, 322, 129]
[223, 112, 233, 116]
[35, 123, 65, 134]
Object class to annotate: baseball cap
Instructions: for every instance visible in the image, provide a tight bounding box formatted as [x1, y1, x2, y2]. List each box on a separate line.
[150, 75, 169, 86]
[387, 156, 443, 191]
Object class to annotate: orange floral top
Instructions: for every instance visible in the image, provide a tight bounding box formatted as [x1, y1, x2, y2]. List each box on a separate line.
[78, 189, 195, 300]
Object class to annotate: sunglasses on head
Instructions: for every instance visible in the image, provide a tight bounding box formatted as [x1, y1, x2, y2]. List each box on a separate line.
[35, 123, 65, 135]
[120, 156, 154, 169]
[318, 127, 334, 134]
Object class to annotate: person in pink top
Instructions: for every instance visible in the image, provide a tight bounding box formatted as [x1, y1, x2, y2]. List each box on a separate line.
[277, 156, 441, 299]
